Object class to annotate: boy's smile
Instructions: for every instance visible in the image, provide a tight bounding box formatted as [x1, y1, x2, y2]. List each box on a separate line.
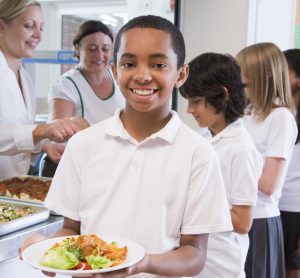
[132, 88, 158, 97]
[112, 27, 187, 116]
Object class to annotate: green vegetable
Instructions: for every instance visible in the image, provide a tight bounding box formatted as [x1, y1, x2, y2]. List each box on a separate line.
[66, 245, 84, 260]
[40, 247, 79, 270]
[86, 255, 112, 269]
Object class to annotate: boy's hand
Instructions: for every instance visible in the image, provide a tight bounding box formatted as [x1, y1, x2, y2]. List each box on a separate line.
[19, 234, 56, 277]
[74, 254, 147, 278]
[19, 233, 47, 258]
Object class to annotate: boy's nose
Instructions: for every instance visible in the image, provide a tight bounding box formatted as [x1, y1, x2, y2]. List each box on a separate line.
[133, 67, 152, 83]
[187, 102, 194, 113]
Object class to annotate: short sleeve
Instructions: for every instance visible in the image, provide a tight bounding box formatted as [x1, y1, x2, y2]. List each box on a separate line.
[44, 135, 82, 220]
[229, 149, 261, 206]
[181, 146, 233, 234]
[48, 75, 80, 107]
[265, 109, 297, 159]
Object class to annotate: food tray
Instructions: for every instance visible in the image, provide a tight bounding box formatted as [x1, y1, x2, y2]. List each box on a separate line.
[0, 175, 52, 205]
[0, 199, 50, 236]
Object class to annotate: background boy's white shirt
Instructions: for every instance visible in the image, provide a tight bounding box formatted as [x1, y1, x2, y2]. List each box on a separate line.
[48, 68, 125, 125]
[196, 119, 262, 278]
[44, 110, 233, 278]
[0, 50, 41, 179]
[243, 108, 297, 218]
[279, 142, 300, 212]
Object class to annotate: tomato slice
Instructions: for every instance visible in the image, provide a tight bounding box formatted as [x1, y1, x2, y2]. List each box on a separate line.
[72, 261, 92, 270]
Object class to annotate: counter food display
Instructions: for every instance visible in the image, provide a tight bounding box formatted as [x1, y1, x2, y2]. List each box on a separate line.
[0, 176, 63, 264]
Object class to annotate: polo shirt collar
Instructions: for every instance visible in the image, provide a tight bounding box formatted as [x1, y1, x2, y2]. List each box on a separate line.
[106, 108, 182, 144]
[210, 119, 243, 144]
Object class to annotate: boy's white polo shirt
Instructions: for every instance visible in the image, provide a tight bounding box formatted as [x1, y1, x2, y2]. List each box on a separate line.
[197, 120, 262, 278]
[243, 108, 297, 218]
[45, 109, 233, 278]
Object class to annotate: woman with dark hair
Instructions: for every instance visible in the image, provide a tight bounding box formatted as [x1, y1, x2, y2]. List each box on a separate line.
[279, 48, 300, 278]
[42, 20, 124, 176]
[48, 20, 124, 125]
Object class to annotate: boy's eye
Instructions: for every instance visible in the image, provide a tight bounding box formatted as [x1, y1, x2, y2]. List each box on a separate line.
[153, 63, 167, 69]
[122, 62, 134, 68]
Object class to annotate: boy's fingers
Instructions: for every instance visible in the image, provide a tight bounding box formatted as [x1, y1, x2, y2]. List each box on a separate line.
[42, 271, 56, 277]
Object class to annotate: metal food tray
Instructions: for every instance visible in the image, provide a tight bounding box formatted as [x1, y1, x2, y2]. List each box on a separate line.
[0, 175, 51, 205]
[0, 199, 50, 236]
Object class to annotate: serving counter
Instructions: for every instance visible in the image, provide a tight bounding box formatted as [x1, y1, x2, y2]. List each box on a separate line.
[0, 215, 64, 277]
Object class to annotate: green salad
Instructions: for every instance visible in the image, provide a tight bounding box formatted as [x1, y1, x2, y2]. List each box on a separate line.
[40, 234, 127, 271]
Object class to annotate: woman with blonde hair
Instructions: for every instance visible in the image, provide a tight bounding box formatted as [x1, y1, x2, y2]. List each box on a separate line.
[236, 42, 298, 278]
[0, 0, 88, 178]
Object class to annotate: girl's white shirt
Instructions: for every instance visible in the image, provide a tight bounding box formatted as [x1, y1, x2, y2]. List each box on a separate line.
[243, 107, 297, 218]
[0, 50, 41, 179]
[279, 141, 300, 212]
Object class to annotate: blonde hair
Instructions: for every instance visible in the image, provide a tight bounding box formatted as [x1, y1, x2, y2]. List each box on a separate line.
[236, 42, 294, 121]
[0, 0, 40, 23]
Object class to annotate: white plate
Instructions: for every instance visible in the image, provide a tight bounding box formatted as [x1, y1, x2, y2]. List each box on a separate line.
[22, 235, 145, 277]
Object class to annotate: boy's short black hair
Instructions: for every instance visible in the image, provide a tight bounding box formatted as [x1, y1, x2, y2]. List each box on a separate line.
[179, 53, 247, 124]
[113, 15, 185, 69]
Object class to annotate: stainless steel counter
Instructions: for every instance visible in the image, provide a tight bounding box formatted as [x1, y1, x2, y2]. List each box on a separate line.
[0, 215, 63, 262]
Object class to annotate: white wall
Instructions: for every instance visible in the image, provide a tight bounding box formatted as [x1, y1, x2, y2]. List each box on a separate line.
[31, 0, 298, 118]
[178, 0, 297, 130]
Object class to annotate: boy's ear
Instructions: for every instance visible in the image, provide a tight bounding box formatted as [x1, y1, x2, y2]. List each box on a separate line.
[221, 86, 229, 99]
[111, 63, 117, 81]
[175, 64, 189, 89]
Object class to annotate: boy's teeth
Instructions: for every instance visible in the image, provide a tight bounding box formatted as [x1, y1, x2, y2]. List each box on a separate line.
[133, 89, 154, 96]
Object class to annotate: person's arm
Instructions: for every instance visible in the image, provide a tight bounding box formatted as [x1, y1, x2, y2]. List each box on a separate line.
[32, 117, 89, 144]
[230, 205, 253, 234]
[259, 157, 285, 196]
[48, 99, 76, 121]
[41, 143, 65, 163]
[52, 217, 80, 237]
[92, 233, 209, 278]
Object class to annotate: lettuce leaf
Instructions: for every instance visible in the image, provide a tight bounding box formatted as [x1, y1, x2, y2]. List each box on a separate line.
[86, 255, 112, 269]
[66, 245, 84, 260]
[40, 247, 79, 270]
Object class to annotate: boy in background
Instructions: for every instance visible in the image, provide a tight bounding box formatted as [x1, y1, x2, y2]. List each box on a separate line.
[179, 53, 262, 278]
[21, 15, 232, 277]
